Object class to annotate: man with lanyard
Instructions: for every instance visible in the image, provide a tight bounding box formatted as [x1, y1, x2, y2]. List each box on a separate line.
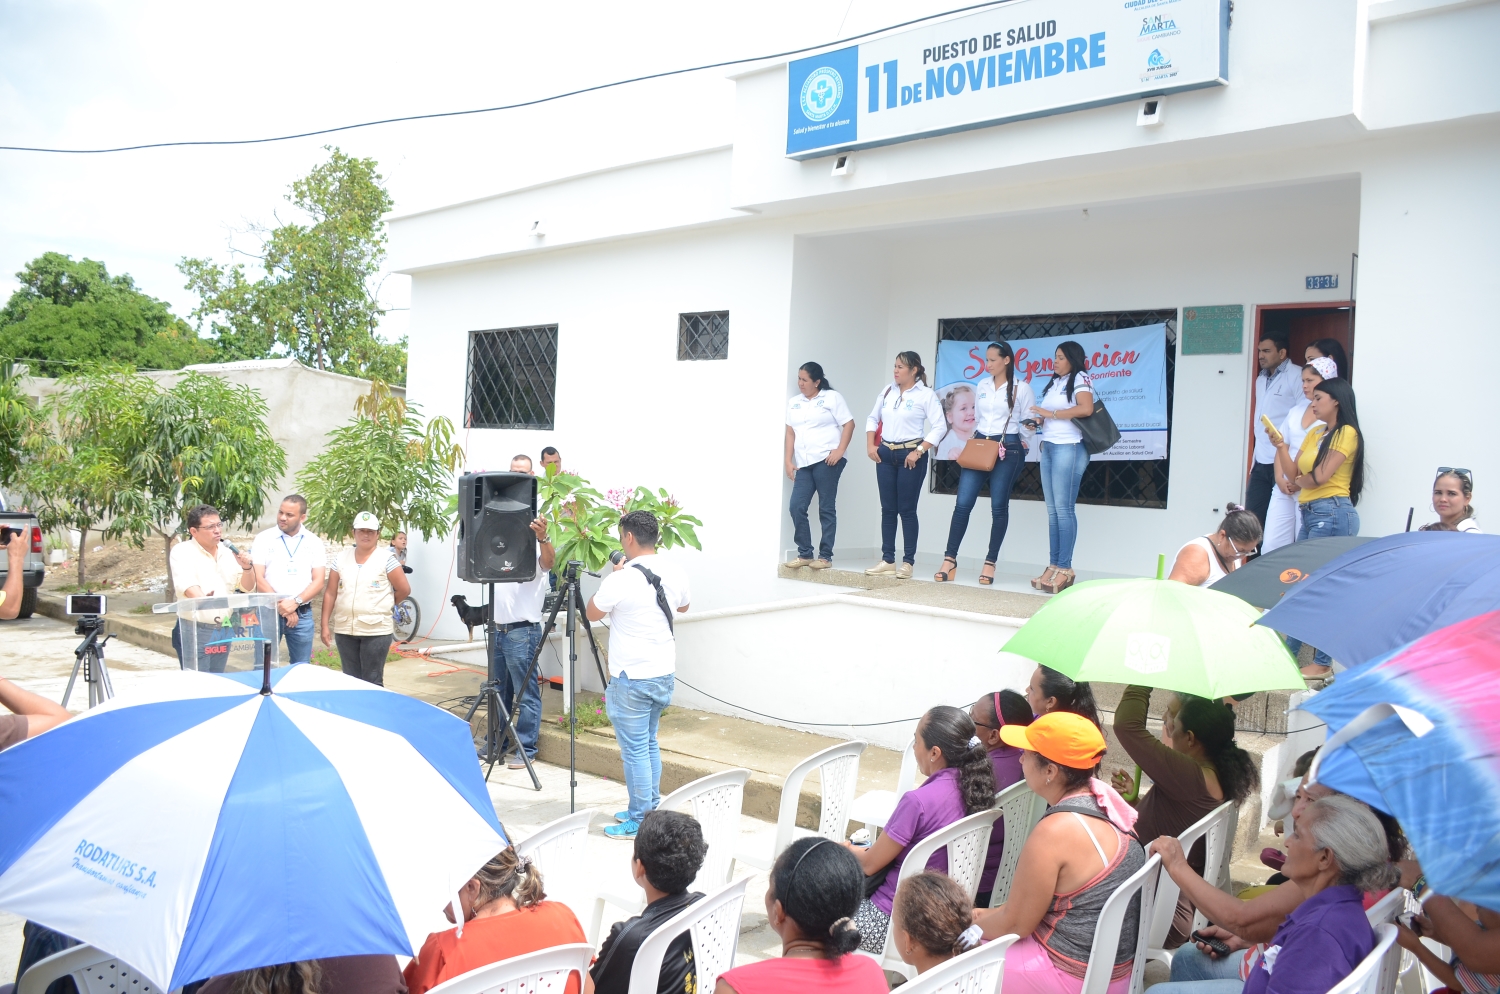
[490, 454, 556, 769]
[1247, 331, 1302, 533]
[250, 494, 326, 665]
[169, 503, 255, 672]
[586, 510, 691, 840]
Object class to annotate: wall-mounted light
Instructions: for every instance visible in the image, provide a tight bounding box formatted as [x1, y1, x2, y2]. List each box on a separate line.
[831, 153, 853, 177]
[1137, 96, 1165, 127]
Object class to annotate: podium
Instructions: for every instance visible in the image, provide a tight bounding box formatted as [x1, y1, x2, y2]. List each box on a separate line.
[154, 593, 283, 672]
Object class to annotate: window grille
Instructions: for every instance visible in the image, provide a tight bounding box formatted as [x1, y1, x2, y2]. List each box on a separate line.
[678, 311, 729, 361]
[465, 325, 558, 430]
[931, 310, 1177, 509]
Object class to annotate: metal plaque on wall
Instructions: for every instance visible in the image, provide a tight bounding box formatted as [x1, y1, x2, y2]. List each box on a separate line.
[1180, 305, 1243, 355]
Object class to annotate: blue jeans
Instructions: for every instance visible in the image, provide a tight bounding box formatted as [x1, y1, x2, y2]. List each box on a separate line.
[278, 604, 314, 664]
[1040, 440, 1089, 569]
[944, 434, 1025, 561]
[790, 457, 846, 560]
[605, 672, 675, 823]
[493, 622, 543, 759]
[1146, 981, 1245, 994]
[875, 444, 928, 564]
[1287, 496, 1361, 668]
[1170, 942, 1248, 982]
[172, 620, 229, 672]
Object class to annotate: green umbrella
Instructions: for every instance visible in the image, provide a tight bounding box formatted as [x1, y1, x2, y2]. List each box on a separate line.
[1002, 578, 1305, 699]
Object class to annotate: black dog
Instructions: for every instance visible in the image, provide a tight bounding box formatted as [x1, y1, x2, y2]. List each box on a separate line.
[450, 594, 490, 642]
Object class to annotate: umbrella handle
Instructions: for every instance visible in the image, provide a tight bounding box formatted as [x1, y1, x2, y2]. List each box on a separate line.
[1156, 554, 1165, 580]
[260, 641, 272, 696]
[1120, 763, 1143, 803]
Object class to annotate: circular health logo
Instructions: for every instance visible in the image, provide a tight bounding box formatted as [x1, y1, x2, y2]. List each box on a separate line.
[1279, 568, 1306, 584]
[800, 67, 844, 122]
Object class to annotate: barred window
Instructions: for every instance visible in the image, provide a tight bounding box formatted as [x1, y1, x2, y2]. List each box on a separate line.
[465, 325, 558, 429]
[678, 311, 729, 361]
[931, 310, 1177, 509]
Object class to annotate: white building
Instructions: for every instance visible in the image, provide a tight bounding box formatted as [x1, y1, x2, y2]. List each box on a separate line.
[392, 0, 1498, 749]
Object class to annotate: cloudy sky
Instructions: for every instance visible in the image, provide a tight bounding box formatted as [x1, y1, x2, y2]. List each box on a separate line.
[0, 0, 955, 345]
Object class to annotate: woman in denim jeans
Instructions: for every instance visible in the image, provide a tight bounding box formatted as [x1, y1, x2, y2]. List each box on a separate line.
[1272, 377, 1364, 678]
[936, 342, 1036, 585]
[1029, 342, 1095, 594]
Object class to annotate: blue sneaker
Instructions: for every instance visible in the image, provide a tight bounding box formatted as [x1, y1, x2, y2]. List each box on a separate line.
[614, 810, 632, 823]
[604, 820, 640, 840]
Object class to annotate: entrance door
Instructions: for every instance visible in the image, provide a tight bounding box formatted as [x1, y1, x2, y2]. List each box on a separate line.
[1259, 304, 1354, 381]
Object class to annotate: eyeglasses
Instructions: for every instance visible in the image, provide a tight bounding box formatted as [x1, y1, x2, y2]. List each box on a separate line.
[973, 721, 1000, 730]
[1437, 467, 1472, 481]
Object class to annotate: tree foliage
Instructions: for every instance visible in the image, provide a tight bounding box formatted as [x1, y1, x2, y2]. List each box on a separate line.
[180, 147, 407, 383]
[0, 362, 46, 488]
[0, 253, 214, 375]
[536, 466, 703, 575]
[297, 380, 461, 542]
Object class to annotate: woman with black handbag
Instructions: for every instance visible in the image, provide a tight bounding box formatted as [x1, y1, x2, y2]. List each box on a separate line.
[1029, 341, 1094, 594]
[936, 341, 1036, 586]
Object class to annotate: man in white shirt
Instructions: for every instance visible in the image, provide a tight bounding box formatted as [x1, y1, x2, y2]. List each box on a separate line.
[490, 454, 556, 769]
[169, 503, 255, 672]
[586, 510, 691, 840]
[250, 494, 326, 664]
[1248, 332, 1303, 533]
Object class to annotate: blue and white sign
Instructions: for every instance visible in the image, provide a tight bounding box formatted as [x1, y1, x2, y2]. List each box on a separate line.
[934, 324, 1170, 461]
[785, 0, 1228, 158]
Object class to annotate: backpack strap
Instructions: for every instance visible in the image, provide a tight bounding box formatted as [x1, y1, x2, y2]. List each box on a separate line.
[631, 563, 675, 634]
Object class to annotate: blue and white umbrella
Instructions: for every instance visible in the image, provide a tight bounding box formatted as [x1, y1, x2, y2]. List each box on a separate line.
[0, 663, 507, 991]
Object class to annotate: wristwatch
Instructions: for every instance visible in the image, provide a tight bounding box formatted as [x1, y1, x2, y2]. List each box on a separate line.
[293, 596, 305, 607]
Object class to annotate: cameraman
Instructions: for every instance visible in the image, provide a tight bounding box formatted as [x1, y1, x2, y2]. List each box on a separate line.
[586, 510, 690, 841]
[0, 531, 24, 620]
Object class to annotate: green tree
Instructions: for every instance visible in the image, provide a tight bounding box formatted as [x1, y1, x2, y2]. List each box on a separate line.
[535, 467, 703, 575]
[180, 147, 407, 383]
[296, 380, 461, 542]
[0, 253, 214, 375]
[14, 370, 156, 586]
[131, 372, 287, 598]
[0, 362, 47, 488]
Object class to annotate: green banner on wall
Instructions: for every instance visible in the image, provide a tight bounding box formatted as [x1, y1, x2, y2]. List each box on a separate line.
[1181, 305, 1244, 355]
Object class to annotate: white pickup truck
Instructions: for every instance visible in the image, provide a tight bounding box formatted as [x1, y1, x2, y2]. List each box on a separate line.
[0, 507, 45, 619]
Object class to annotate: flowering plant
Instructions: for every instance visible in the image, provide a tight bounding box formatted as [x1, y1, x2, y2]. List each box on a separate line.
[536, 467, 702, 574]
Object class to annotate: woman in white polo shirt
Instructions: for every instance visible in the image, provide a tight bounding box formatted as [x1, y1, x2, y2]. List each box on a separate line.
[784, 361, 855, 569]
[1028, 341, 1094, 594]
[865, 351, 945, 579]
[321, 510, 411, 686]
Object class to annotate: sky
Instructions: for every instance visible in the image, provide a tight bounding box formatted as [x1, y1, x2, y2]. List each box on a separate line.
[0, 0, 958, 347]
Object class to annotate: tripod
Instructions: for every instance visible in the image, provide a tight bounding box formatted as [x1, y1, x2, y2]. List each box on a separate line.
[466, 582, 544, 789]
[62, 616, 115, 709]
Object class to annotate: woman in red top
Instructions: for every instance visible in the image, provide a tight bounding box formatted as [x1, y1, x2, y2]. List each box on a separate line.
[404, 846, 588, 994]
[716, 838, 887, 994]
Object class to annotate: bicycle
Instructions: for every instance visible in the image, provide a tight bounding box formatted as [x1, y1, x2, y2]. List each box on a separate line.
[393, 562, 420, 643]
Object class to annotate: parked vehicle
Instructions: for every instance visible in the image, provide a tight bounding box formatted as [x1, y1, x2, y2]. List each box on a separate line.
[0, 510, 46, 619]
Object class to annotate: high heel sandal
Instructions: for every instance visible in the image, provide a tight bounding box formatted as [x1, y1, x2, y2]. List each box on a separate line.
[934, 557, 958, 583]
[1040, 568, 1076, 594]
[978, 561, 996, 586]
[1030, 566, 1058, 590]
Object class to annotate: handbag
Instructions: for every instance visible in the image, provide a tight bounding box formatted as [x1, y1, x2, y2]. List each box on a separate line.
[873, 385, 892, 447]
[1075, 399, 1122, 455]
[956, 436, 1001, 471]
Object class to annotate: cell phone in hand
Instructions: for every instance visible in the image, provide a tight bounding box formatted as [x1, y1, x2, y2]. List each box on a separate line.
[1191, 930, 1233, 957]
[1021, 418, 1041, 430]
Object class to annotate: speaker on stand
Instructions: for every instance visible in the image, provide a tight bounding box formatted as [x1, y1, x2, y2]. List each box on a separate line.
[457, 471, 542, 787]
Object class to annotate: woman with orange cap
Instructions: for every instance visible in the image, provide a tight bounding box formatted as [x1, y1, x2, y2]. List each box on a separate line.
[974, 712, 1147, 994]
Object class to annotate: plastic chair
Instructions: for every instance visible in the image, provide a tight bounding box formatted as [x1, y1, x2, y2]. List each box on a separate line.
[847, 740, 917, 831]
[1079, 853, 1162, 994]
[1144, 801, 1236, 965]
[625, 878, 749, 994]
[590, 768, 750, 943]
[987, 781, 1048, 908]
[736, 739, 866, 872]
[17, 945, 164, 994]
[516, 809, 594, 922]
[859, 807, 1004, 981]
[897, 932, 1020, 994]
[1365, 887, 1405, 925]
[1327, 924, 1401, 994]
[425, 942, 595, 994]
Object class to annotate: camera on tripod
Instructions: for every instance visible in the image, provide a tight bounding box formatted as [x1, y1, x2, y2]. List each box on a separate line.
[65, 594, 107, 633]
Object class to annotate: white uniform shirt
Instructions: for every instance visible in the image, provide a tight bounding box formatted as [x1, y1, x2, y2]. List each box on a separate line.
[973, 376, 1038, 438]
[786, 389, 854, 468]
[592, 553, 690, 680]
[250, 526, 326, 598]
[170, 539, 246, 601]
[1254, 359, 1304, 464]
[864, 383, 945, 446]
[491, 549, 549, 624]
[1035, 372, 1094, 445]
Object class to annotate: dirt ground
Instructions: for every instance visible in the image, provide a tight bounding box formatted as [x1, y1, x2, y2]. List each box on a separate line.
[42, 531, 259, 594]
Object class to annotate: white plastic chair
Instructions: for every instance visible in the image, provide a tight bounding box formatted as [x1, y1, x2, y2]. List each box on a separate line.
[17, 945, 164, 994]
[516, 809, 594, 923]
[590, 768, 750, 942]
[736, 739, 867, 872]
[625, 878, 749, 994]
[847, 740, 917, 831]
[988, 781, 1048, 908]
[899, 932, 1022, 994]
[1144, 801, 1236, 966]
[1328, 924, 1401, 994]
[860, 807, 1004, 981]
[1365, 887, 1405, 925]
[425, 942, 595, 994]
[1079, 853, 1162, 994]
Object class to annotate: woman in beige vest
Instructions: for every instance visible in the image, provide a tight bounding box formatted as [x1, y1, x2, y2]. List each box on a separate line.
[320, 511, 411, 686]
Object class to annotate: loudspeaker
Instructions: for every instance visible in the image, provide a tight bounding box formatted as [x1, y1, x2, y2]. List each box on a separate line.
[456, 472, 539, 583]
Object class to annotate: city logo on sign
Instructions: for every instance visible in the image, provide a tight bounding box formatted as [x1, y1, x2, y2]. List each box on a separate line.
[800, 67, 844, 122]
[1140, 15, 1179, 36]
[1146, 48, 1173, 71]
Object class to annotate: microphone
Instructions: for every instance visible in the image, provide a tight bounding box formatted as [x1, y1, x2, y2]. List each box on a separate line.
[222, 539, 244, 556]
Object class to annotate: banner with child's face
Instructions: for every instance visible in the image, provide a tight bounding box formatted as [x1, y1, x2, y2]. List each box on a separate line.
[933, 324, 1169, 462]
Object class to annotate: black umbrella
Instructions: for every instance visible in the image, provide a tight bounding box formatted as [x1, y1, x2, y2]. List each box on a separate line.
[1209, 536, 1374, 609]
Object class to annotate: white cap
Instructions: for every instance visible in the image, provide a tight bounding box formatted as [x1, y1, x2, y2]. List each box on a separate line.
[352, 511, 381, 532]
